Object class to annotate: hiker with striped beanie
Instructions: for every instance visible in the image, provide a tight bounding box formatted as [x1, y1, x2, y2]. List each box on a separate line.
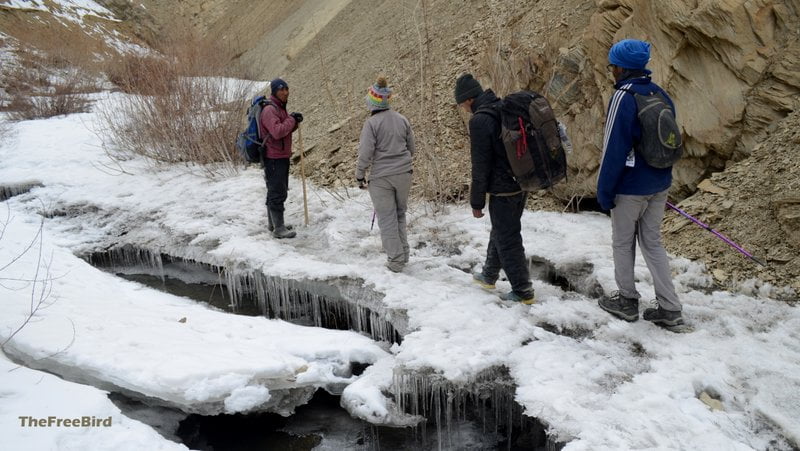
[355, 76, 416, 272]
[366, 79, 392, 111]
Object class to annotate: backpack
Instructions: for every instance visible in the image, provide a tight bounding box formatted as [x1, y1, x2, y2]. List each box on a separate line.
[477, 91, 568, 191]
[235, 95, 271, 163]
[618, 88, 683, 168]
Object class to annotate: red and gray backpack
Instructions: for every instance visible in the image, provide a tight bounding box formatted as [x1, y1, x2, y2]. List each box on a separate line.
[477, 91, 568, 191]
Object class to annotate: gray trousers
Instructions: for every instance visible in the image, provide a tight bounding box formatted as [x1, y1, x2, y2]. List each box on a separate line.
[611, 190, 681, 311]
[368, 172, 412, 264]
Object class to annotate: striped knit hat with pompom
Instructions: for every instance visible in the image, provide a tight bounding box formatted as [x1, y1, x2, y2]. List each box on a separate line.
[365, 76, 392, 111]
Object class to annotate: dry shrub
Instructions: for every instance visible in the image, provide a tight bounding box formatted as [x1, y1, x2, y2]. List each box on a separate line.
[98, 31, 257, 176]
[105, 54, 175, 95]
[403, 0, 453, 211]
[0, 12, 115, 120]
[1, 50, 96, 120]
[0, 119, 11, 142]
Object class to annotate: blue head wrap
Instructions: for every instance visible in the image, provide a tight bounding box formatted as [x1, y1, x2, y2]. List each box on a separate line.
[608, 39, 651, 70]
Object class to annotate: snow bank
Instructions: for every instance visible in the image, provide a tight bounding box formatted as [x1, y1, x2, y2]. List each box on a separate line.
[0, 207, 388, 416]
[0, 352, 187, 450]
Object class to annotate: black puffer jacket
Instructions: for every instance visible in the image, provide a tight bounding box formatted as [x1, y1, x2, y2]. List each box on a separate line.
[468, 90, 521, 210]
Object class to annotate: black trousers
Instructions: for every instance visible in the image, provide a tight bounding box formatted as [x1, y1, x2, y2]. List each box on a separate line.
[264, 158, 290, 212]
[483, 192, 533, 295]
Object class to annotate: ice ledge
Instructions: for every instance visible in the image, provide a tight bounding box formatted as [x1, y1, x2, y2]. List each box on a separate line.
[0, 213, 389, 416]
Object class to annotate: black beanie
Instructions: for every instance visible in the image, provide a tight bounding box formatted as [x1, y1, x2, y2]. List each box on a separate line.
[454, 74, 483, 104]
[270, 78, 288, 95]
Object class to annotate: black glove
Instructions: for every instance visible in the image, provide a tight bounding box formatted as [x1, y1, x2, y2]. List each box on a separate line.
[290, 112, 304, 124]
[357, 178, 368, 190]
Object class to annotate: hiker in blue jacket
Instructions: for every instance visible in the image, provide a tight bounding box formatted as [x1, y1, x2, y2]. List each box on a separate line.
[597, 39, 684, 327]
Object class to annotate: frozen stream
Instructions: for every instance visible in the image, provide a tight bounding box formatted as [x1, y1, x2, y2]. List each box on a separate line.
[86, 246, 560, 450]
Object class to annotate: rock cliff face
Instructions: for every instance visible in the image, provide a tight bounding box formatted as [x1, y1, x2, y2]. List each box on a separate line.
[552, 0, 800, 198]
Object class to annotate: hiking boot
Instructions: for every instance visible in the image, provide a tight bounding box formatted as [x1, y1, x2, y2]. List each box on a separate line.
[499, 290, 536, 305]
[598, 292, 639, 322]
[386, 261, 405, 273]
[269, 209, 296, 239]
[643, 306, 684, 327]
[472, 272, 497, 290]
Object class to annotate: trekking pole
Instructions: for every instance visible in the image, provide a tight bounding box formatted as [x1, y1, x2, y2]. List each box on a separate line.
[297, 125, 309, 226]
[666, 202, 767, 266]
[371, 210, 376, 231]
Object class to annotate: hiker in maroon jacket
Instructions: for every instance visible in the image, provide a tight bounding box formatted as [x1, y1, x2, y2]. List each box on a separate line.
[259, 78, 303, 239]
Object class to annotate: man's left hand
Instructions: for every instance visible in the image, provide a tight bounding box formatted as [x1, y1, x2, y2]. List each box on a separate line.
[472, 209, 484, 218]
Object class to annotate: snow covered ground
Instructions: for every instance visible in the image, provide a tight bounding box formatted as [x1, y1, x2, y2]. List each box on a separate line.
[1, 89, 799, 450]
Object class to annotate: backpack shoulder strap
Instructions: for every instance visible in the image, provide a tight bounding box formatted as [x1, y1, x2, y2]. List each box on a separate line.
[474, 103, 501, 124]
[255, 99, 274, 142]
[474, 104, 503, 140]
[615, 87, 638, 97]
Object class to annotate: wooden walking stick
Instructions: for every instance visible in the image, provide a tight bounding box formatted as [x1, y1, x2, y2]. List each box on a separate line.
[297, 125, 309, 226]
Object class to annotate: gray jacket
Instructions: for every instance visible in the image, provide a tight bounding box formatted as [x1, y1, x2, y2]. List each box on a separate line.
[355, 110, 415, 180]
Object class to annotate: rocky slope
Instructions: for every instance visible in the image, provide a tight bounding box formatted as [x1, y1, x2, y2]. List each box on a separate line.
[663, 109, 800, 295]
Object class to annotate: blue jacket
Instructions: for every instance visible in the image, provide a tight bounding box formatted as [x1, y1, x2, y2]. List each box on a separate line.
[597, 76, 675, 210]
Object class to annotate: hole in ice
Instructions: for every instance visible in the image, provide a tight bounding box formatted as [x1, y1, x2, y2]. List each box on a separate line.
[391, 367, 567, 450]
[112, 390, 528, 450]
[529, 255, 604, 298]
[83, 245, 406, 344]
[0, 181, 43, 201]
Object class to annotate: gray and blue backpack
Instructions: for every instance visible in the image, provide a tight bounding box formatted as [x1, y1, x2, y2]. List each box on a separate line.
[235, 95, 271, 164]
[619, 88, 683, 168]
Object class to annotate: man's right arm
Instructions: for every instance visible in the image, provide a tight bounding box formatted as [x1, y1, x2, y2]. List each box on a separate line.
[469, 114, 494, 211]
[597, 91, 636, 210]
[261, 106, 297, 140]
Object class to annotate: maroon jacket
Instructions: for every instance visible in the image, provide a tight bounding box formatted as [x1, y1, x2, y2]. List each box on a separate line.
[259, 95, 297, 159]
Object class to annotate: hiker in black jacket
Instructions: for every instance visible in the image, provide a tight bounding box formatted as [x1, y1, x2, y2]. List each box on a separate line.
[455, 74, 535, 304]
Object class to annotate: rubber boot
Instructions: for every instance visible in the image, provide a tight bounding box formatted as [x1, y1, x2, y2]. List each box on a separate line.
[269, 209, 296, 239]
[268, 213, 293, 232]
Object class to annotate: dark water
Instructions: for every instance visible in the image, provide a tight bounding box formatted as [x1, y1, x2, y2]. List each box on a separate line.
[88, 248, 404, 342]
[114, 390, 514, 451]
[117, 270, 262, 316]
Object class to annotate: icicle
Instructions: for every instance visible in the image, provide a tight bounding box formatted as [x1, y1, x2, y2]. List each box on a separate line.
[0, 182, 43, 202]
[84, 247, 404, 344]
[388, 367, 560, 450]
